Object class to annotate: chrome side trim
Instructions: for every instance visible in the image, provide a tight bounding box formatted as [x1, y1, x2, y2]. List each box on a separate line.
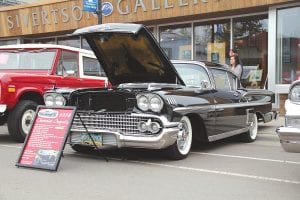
[208, 127, 249, 142]
[173, 104, 213, 112]
[216, 102, 269, 109]
[174, 102, 269, 113]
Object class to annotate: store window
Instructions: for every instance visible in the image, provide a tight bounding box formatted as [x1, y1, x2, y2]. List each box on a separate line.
[159, 24, 192, 60]
[0, 39, 17, 46]
[194, 20, 230, 65]
[57, 36, 80, 48]
[81, 38, 91, 50]
[233, 15, 268, 89]
[277, 6, 300, 84]
[35, 38, 55, 44]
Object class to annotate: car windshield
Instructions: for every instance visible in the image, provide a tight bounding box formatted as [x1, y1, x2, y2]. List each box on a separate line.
[173, 63, 210, 87]
[0, 49, 57, 70]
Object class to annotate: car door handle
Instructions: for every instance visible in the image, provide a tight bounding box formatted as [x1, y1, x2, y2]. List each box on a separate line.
[216, 108, 224, 112]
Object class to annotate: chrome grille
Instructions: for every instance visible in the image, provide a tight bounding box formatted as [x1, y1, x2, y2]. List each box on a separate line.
[71, 111, 162, 136]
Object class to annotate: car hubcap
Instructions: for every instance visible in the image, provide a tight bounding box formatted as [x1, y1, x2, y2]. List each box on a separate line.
[249, 115, 258, 140]
[21, 109, 36, 135]
[177, 117, 192, 155]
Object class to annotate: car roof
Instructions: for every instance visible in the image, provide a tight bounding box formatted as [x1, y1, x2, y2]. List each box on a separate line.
[0, 44, 95, 55]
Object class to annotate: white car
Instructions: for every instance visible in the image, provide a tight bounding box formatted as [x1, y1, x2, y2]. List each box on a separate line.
[276, 80, 300, 153]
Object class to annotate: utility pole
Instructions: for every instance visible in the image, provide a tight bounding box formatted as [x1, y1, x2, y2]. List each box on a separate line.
[97, 0, 102, 24]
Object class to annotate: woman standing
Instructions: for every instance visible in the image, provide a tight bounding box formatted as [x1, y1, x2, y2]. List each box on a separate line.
[230, 55, 243, 79]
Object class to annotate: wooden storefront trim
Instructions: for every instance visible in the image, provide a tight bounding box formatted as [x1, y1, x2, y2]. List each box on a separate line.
[0, 0, 297, 38]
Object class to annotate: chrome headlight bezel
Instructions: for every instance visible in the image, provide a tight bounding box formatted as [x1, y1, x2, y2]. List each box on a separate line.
[149, 95, 164, 112]
[44, 93, 66, 107]
[137, 94, 149, 111]
[289, 85, 300, 103]
[136, 93, 164, 113]
[44, 94, 55, 106]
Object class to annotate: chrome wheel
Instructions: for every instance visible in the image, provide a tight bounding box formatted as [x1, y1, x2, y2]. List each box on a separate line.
[21, 109, 36, 135]
[249, 114, 258, 140]
[240, 113, 258, 142]
[177, 116, 193, 155]
[165, 116, 193, 160]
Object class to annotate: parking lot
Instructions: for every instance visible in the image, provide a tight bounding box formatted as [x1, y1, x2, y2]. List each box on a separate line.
[0, 116, 299, 200]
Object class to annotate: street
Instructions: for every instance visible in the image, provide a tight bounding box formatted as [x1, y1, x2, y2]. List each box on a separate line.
[0, 117, 299, 200]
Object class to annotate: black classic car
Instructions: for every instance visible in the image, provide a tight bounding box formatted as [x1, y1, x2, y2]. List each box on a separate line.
[43, 23, 276, 160]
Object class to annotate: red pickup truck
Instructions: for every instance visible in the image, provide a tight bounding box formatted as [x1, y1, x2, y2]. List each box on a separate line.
[0, 44, 107, 142]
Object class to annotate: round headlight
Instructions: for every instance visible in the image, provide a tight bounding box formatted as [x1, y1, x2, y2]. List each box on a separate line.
[44, 94, 54, 106]
[137, 95, 149, 111]
[54, 95, 66, 106]
[149, 95, 163, 112]
[290, 86, 300, 103]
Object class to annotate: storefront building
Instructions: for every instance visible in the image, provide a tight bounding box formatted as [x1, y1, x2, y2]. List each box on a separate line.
[0, 0, 300, 112]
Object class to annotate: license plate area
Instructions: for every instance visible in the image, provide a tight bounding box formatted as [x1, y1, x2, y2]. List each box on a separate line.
[81, 133, 102, 147]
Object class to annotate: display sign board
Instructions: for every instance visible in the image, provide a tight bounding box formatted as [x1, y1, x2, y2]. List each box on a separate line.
[16, 106, 76, 171]
[83, 0, 98, 13]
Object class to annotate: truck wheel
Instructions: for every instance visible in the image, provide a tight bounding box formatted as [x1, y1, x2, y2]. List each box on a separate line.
[240, 114, 258, 143]
[165, 116, 193, 160]
[8, 100, 38, 142]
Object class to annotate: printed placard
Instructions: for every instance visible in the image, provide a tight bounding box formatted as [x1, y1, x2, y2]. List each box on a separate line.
[16, 106, 76, 171]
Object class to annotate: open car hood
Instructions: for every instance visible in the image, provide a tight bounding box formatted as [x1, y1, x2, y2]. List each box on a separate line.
[73, 23, 184, 86]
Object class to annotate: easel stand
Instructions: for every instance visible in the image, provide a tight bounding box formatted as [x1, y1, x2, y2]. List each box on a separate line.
[76, 113, 109, 162]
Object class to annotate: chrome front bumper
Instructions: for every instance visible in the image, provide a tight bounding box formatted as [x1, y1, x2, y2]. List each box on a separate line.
[276, 126, 300, 153]
[69, 112, 181, 150]
[70, 127, 179, 149]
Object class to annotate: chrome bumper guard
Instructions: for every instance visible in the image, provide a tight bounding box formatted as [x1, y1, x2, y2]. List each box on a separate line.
[263, 110, 278, 123]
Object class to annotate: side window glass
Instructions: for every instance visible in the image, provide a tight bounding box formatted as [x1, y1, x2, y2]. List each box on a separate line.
[83, 57, 106, 77]
[56, 50, 78, 77]
[173, 63, 210, 87]
[211, 69, 231, 91]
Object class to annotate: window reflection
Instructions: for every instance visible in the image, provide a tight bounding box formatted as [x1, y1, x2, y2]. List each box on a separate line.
[159, 24, 192, 60]
[233, 15, 268, 89]
[277, 6, 300, 84]
[194, 20, 230, 64]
